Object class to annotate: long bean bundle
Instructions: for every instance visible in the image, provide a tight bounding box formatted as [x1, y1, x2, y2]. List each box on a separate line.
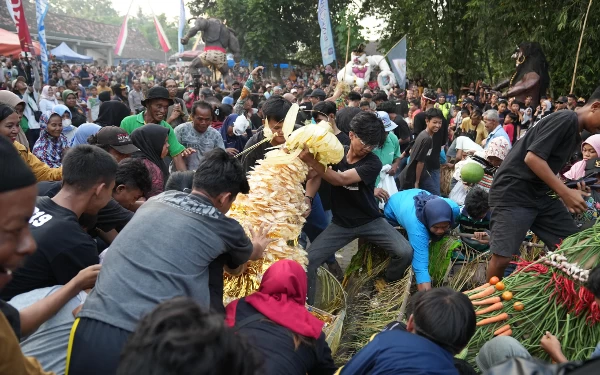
[462, 226, 600, 367]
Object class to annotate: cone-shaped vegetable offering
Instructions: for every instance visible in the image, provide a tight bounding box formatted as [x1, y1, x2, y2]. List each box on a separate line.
[224, 105, 344, 303]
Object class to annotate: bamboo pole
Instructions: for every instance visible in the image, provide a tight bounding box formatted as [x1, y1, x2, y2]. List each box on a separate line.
[342, 26, 351, 77]
[570, 0, 593, 94]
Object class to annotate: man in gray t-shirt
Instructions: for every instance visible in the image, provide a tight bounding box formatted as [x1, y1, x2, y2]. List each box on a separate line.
[9, 287, 87, 375]
[175, 117, 224, 170]
[68, 149, 271, 375]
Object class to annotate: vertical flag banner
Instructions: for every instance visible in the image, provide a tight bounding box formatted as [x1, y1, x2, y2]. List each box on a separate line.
[178, 0, 185, 53]
[35, 0, 49, 83]
[6, 0, 35, 53]
[153, 15, 171, 53]
[317, 0, 336, 66]
[114, 1, 134, 56]
[387, 36, 407, 89]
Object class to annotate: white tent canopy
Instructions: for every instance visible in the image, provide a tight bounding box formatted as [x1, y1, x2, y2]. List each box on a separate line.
[50, 42, 93, 63]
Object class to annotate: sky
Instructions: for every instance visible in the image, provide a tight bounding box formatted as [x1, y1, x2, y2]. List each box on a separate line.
[110, 0, 384, 40]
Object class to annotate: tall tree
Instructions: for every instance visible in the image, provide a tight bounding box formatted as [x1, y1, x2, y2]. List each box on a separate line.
[362, 0, 600, 96]
[50, 0, 122, 25]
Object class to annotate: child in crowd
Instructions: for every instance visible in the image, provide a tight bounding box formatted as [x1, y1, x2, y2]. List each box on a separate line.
[571, 158, 600, 229]
[87, 85, 100, 122]
[563, 134, 600, 180]
[397, 108, 444, 194]
[503, 112, 519, 144]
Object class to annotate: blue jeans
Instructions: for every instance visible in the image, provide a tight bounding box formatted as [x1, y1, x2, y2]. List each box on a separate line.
[426, 168, 441, 195]
[299, 193, 328, 247]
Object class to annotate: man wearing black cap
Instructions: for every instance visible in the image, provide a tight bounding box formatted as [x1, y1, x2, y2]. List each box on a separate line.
[120, 86, 192, 171]
[555, 96, 568, 111]
[89, 126, 140, 162]
[308, 88, 326, 106]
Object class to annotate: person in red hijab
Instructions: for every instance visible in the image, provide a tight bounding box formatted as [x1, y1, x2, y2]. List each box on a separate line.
[225, 259, 337, 375]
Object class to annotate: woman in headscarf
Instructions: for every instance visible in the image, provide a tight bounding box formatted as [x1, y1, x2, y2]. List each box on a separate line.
[225, 260, 337, 375]
[384, 189, 460, 291]
[220, 114, 252, 154]
[95, 100, 131, 127]
[39, 85, 58, 113]
[0, 104, 62, 181]
[32, 106, 70, 168]
[533, 99, 552, 125]
[563, 134, 600, 180]
[70, 123, 102, 147]
[0, 90, 30, 149]
[62, 89, 87, 127]
[130, 124, 170, 198]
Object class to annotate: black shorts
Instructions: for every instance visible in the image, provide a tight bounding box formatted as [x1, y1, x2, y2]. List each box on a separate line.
[489, 197, 578, 258]
[67, 317, 131, 375]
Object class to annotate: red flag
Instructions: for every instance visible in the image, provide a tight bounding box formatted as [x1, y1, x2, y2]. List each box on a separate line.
[7, 0, 35, 53]
[114, 12, 130, 56]
[153, 15, 171, 53]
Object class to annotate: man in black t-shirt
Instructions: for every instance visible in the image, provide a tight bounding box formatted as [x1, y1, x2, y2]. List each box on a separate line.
[398, 108, 443, 193]
[1, 145, 118, 300]
[300, 112, 413, 304]
[487, 88, 600, 280]
[412, 89, 449, 195]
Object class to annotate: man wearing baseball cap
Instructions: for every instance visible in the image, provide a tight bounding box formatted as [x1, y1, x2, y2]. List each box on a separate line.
[555, 96, 568, 111]
[89, 126, 139, 162]
[308, 88, 326, 105]
[373, 112, 401, 196]
[120, 86, 193, 171]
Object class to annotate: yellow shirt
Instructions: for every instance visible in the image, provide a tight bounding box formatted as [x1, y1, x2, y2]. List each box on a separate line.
[460, 118, 488, 145]
[0, 312, 54, 375]
[97, 86, 112, 95]
[14, 142, 62, 182]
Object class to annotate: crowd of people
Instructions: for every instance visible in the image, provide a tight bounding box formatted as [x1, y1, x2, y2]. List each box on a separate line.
[1, 52, 600, 375]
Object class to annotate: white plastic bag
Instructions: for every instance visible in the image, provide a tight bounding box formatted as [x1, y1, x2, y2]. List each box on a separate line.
[449, 181, 469, 206]
[377, 165, 398, 210]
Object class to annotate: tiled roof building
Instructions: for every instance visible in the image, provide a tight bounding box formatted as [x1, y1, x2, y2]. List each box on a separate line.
[0, 2, 164, 63]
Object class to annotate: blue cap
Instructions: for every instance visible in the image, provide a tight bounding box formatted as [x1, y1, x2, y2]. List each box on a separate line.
[222, 96, 234, 105]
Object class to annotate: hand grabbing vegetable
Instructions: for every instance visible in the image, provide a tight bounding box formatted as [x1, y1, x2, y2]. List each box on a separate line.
[540, 331, 568, 363]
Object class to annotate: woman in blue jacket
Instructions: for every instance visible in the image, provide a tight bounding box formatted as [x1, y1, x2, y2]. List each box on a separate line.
[384, 189, 459, 291]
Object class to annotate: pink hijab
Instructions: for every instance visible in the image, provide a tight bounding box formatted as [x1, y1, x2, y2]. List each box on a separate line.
[564, 134, 600, 180]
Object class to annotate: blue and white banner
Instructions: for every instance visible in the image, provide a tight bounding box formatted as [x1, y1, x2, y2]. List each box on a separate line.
[387, 36, 407, 89]
[178, 0, 185, 53]
[317, 0, 336, 66]
[35, 0, 49, 83]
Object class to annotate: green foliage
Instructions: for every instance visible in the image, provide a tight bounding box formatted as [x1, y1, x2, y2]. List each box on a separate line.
[363, 0, 600, 96]
[190, 0, 363, 67]
[50, 0, 122, 25]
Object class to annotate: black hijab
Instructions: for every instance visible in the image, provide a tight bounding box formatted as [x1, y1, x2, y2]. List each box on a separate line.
[95, 100, 131, 127]
[130, 124, 170, 181]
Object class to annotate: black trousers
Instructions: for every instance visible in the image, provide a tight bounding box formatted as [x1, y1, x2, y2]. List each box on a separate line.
[67, 317, 131, 375]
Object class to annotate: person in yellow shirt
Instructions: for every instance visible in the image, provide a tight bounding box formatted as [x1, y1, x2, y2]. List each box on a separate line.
[460, 108, 488, 145]
[0, 104, 62, 181]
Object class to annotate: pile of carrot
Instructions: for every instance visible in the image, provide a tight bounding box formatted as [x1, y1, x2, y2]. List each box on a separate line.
[458, 226, 600, 369]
